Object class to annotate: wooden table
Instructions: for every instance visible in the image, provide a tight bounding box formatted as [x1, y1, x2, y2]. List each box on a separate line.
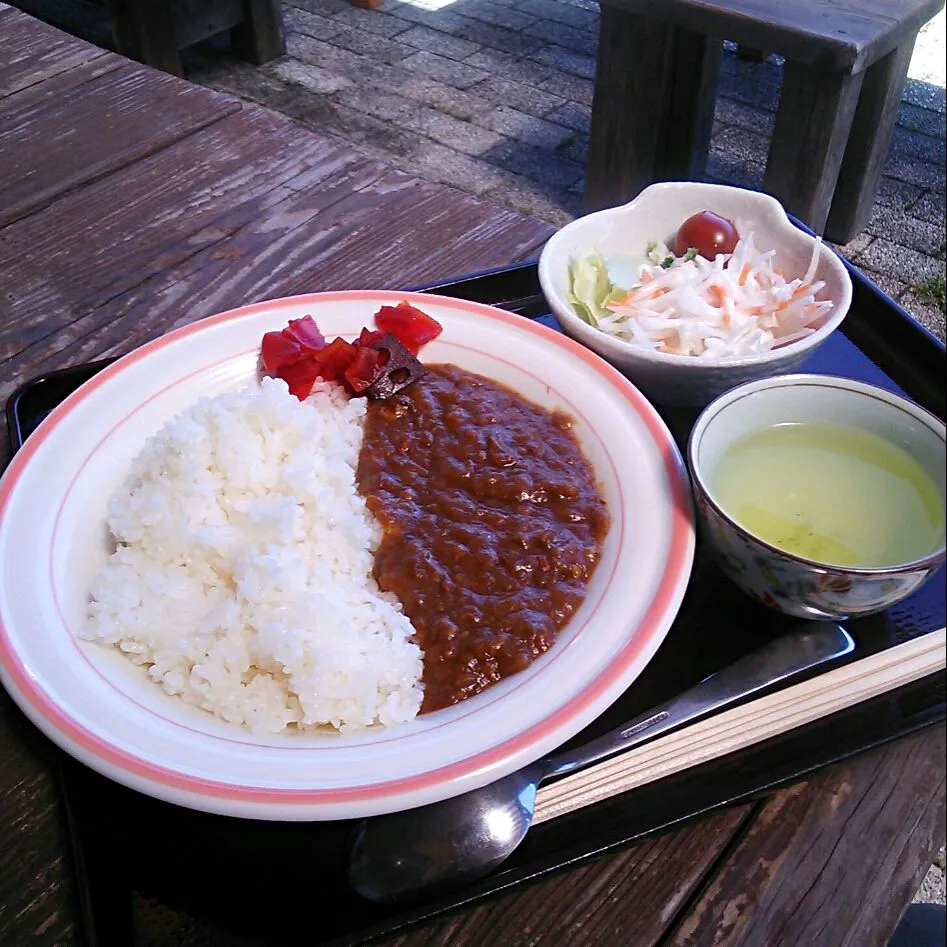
[584, 0, 945, 242]
[0, 9, 944, 946]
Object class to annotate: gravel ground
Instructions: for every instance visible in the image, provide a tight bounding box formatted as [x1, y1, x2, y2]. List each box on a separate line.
[914, 845, 947, 905]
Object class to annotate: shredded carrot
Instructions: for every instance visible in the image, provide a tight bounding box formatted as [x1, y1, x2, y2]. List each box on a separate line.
[709, 284, 727, 307]
[738, 263, 751, 286]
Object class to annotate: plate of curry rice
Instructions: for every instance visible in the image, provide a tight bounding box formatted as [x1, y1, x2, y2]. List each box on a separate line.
[0, 291, 695, 820]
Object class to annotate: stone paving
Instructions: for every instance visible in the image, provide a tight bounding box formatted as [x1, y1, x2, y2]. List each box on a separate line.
[9, 0, 947, 909]
[179, 0, 947, 338]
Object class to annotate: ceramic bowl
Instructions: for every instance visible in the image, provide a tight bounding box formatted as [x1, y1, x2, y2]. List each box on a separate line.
[537, 182, 853, 407]
[688, 374, 946, 619]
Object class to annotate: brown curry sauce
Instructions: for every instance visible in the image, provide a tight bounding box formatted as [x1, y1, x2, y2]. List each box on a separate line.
[357, 365, 609, 713]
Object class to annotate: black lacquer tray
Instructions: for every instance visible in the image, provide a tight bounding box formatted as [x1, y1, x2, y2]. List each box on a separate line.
[6, 250, 945, 947]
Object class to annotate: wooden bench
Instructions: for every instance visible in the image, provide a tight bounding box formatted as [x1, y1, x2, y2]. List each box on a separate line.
[584, 0, 945, 243]
[104, 0, 285, 77]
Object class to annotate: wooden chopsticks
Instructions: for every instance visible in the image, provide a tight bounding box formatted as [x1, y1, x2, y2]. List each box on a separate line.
[533, 628, 947, 824]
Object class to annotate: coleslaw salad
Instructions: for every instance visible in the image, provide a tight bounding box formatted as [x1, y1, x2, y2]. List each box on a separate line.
[567, 234, 834, 359]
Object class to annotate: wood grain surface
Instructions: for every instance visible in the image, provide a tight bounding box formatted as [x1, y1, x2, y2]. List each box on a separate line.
[366, 728, 946, 947]
[666, 725, 946, 947]
[0, 58, 240, 227]
[587, 0, 941, 229]
[584, 10, 676, 211]
[825, 36, 919, 242]
[598, 0, 944, 72]
[372, 806, 756, 947]
[762, 59, 864, 233]
[0, 5, 108, 99]
[0, 10, 943, 947]
[231, 0, 287, 65]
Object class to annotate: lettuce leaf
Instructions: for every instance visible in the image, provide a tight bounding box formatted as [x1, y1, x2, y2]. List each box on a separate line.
[566, 250, 625, 326]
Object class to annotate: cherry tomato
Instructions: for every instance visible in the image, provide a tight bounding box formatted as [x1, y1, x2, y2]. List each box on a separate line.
[674, 211, 739, 259]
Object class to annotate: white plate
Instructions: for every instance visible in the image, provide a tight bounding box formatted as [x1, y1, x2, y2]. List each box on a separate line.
[0, 291, 695, 821]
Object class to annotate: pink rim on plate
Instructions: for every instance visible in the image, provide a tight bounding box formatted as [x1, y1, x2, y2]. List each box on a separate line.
[0, 291, 695, 820]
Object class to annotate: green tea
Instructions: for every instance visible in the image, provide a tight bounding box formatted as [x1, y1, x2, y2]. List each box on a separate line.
[710, 422, 944, 567]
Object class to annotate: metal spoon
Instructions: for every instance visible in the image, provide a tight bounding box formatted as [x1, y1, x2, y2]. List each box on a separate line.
[348, 622, 855, 903]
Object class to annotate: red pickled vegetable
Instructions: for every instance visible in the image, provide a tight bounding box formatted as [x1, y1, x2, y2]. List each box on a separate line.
[260, 314, 327, 386]
[357, 326, 386, 348]
[344, 345, 387, 394]
[374, 301, 443, 355]
[261, 330, 303, 373]
[674, 211, 739, 259]
[313, 337, 357, 383]
[260, 304, 443, 401]
[283, 316, 326, 352]
[277, 357, 321, 401]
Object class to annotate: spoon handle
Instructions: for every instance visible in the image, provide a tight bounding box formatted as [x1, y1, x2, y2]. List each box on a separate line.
[545, 621, 855, 779]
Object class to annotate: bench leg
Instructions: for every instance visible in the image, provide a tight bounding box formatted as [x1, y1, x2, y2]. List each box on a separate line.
[660, 27, 722, 182]
[106, 0, 182, 77]
[824, 35, 917, 244]
[584, 6, 720, 212]
[232, 0, 286, 65]
[763, 60, 864, 234]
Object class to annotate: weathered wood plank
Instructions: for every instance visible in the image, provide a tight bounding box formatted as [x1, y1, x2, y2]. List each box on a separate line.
[0, 49, 122, 120]
[0, 106, 374, 370]
[231, 0, 287, 64]
[117, 804, 749, 946]
[664, 724, 946, 947]
[366, 807, 754, 947]
[0, 161, 552, 436]
[0, 695, 82, 946]
[825, 35, 918, 243]
[0, 7, 111, 100]
[106, 0, 183, 76]
[584, 10, 723, 211]
[599, 0, 944, 73]
[584, 8, 674, 212]
[174, 0, 245, 49]
[105, 0, 284, 73]
[762, 59, 864, 234]
[0, 61, 242, 228]
[658, 27, 722, 183]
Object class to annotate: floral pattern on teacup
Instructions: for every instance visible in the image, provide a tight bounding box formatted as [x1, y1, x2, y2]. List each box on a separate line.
[696, 497, 941, 619]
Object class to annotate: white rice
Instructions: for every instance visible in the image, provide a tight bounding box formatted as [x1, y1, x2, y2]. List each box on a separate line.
[81, 376, 424, 734]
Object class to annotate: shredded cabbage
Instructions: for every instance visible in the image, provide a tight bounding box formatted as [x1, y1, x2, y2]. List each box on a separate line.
[567, 235, 834, 358]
